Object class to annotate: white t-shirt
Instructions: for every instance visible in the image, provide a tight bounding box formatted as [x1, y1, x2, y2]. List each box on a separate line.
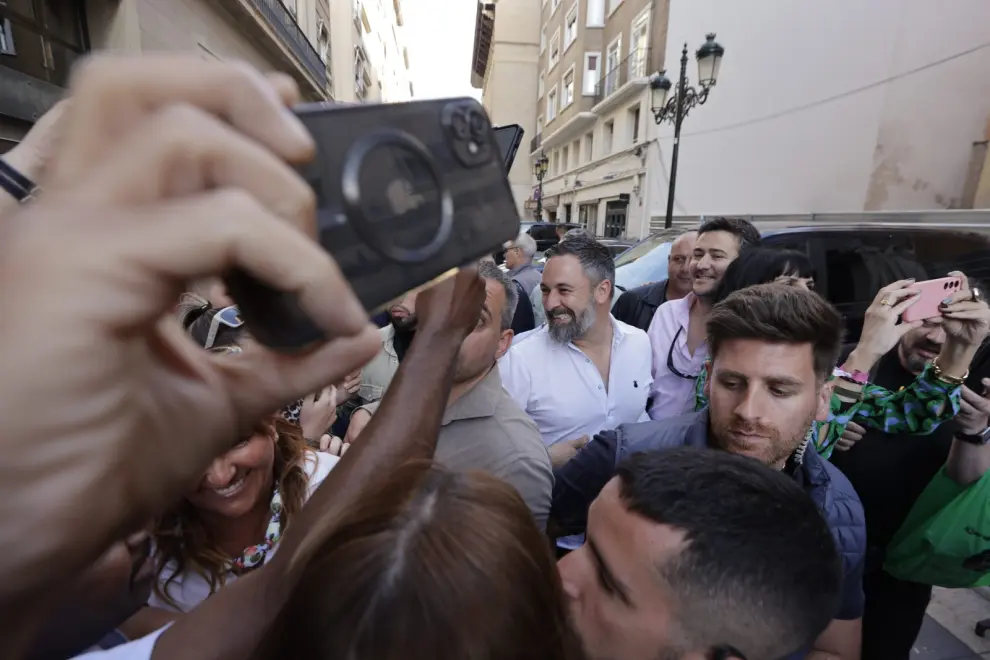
[73, 627, 168, 659]
[148, 451, 338, 612]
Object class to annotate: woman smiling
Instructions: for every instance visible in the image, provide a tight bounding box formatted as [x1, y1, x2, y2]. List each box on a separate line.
[148, 304, 338, 612]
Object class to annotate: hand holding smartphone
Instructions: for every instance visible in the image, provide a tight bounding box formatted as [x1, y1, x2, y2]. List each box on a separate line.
[900, 276, 963, 323]
[225, 98, 521, 351]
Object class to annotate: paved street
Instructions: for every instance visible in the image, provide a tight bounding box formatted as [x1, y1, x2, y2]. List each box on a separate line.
[915, 588, 990, 659]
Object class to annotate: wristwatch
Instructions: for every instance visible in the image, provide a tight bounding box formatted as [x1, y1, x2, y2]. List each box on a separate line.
[955, 425, 990, 445]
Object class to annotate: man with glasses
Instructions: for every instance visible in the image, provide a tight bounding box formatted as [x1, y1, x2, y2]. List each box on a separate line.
[646, 217, 760, 421]
[503, 231, 542, 295]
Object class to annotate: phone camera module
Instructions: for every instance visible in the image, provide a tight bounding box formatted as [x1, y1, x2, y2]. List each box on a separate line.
[441, 101, 493, 169]
[468, 109, 489, 137]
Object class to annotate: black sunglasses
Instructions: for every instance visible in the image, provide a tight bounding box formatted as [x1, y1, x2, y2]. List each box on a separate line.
[667, 326, 701, 380]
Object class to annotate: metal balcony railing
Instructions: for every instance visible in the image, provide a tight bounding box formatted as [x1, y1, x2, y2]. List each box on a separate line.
[249, 0, 327, 88]
[593, 48, 650, 106]
[530, 133, 542, 154]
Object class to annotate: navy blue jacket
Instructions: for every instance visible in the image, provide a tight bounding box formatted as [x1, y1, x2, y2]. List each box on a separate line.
[551, 410, 867, 624]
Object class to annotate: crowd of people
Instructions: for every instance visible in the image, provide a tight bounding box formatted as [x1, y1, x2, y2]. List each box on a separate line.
[2, 55, 990, 660]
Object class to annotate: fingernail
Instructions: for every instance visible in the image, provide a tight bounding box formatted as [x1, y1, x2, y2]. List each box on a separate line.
[943, 298, 953, 304]
[283, 108, 315, 149]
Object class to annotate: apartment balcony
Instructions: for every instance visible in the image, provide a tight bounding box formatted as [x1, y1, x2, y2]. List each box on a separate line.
[470, 2, 495, 89]
[530, 133, 542, 155]
[592, 48, 651, 115]
[219, 0, 328, 99]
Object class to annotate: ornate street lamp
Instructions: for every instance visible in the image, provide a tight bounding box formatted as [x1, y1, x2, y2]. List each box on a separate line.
[650, 33, 725, 228]
[534, 152, 549, 221]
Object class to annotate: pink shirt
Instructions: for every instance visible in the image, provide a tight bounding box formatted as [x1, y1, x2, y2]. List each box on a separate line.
[646, 294, 709, 420]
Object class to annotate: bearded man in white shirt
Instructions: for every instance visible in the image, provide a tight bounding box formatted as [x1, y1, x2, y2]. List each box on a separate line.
[501, 235, 653, 467]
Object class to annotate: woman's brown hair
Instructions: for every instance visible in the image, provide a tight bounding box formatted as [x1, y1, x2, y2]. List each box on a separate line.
[152, 417, 311, 608]
[252, 461, 577, 660]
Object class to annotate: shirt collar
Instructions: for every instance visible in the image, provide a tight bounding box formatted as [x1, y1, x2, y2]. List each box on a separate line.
[508, 263, 536, 277]
[442, 364, 503, 425]
[381, 325, 397, 358]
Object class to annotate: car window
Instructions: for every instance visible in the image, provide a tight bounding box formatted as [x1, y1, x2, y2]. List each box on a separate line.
[614, 234, 669, 268]
[528, 225, 556, 241]
[614, 241, 673, 294]
[814, 229, 990, 341]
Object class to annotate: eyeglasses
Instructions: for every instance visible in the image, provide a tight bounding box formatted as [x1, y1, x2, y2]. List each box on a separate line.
[204, 305, 244, 350]
[666, 326, 701, 380]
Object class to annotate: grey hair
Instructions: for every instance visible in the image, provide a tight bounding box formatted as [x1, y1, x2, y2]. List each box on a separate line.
[512, 232, 538, 260]
[478, 261, 519, 330]
[563, 228, 590, 241]
[545, 235, 615, 288]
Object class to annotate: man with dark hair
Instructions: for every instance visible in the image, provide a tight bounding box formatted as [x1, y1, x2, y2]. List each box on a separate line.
[647, 217, 760, 420]
[347, 261, 553, 527]
[612, 230, 697, 331]
[502, 235, 652, 464]
[559, 447, 843, 660]
[553, 284, 866, 660]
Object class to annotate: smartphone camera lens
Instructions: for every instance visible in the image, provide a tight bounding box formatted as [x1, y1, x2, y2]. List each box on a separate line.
[450, 110, 470, 140]
[468, 109, 489, 138]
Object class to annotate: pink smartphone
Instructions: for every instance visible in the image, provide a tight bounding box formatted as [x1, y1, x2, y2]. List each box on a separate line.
[900, 276, 963, 323]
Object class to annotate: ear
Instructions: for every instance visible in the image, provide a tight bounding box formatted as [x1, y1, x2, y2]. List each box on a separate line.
[596, 279, 613, 305]
[703, 359, 713, 399]
[496, 329, 514, 360]
[815, 380, 834, 423]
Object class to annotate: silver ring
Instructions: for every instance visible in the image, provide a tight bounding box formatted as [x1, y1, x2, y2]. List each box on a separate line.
[973, 287, 983, 304]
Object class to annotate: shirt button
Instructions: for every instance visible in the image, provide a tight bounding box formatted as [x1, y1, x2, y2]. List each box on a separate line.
[586, 358, 591, 363]
[598, 385, 603, 390]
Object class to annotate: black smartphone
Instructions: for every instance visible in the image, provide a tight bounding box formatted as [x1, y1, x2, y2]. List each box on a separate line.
[225, 97, 520, 352]
[493, 124, 524, 171]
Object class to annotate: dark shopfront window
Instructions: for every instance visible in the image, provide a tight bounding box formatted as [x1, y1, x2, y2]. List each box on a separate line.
[0, 0, 88, 88]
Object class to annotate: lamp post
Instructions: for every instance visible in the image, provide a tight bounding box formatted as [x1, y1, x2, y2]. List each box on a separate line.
[650, 33, 725, 228]
[534, 151, 549, 221]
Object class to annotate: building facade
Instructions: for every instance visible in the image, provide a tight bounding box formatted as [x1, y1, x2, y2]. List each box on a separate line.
[470, 0, 541, 217]
[1, 0, 411, 150]
[332, 0, 411, 104]
[640, 0, 990, 232]
[528, 0, 669, 238]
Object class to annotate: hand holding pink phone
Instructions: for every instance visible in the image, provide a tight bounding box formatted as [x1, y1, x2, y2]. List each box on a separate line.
[900, 276, 963, 323]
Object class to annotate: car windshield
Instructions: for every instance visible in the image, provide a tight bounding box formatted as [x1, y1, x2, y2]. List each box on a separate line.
[613, 232, 680, 294]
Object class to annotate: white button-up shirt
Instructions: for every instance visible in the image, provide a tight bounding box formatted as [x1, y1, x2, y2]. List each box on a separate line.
[499, 316, 653, 446]
[646, 294, 709, 420]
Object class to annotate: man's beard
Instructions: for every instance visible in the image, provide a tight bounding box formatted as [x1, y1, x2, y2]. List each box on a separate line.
[390, 315, 416, 332]
[710, 407, 816, 468]
[547, 304, 596, 344]
[900, 340, 941, 375]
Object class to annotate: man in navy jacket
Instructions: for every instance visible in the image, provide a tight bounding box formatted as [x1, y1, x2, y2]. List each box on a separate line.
[553, 284, 866, 660]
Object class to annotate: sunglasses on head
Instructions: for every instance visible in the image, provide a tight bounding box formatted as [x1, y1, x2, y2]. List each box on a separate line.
[204, 305, 244, 350]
